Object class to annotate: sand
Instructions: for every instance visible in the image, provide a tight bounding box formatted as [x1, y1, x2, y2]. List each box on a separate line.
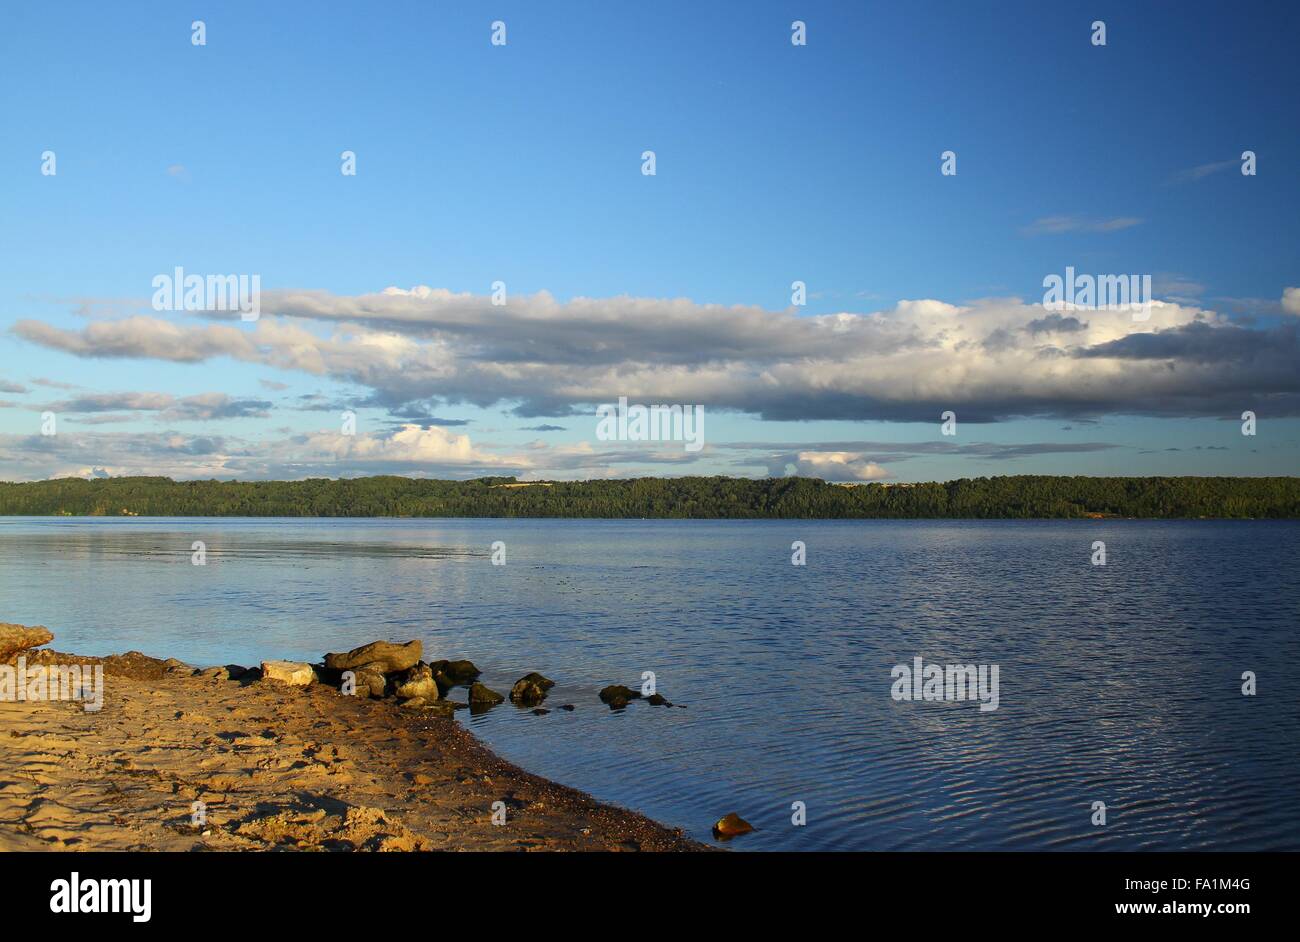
[0, 653, 704, 852]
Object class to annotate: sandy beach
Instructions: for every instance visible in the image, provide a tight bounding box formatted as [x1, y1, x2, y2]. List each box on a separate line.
[0, 630, 703, 852]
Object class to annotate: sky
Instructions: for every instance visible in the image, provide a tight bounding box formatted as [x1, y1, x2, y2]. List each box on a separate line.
[1, 0, 1297, 483]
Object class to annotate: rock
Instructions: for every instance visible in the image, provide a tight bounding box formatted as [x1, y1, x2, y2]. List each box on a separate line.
[646, 693, 673, 707]
[712, 813, 754, 839]
[531, 708, 550, 716]
[312, 664, 343, 686]
[428, 659, 481, 692]
[198, 666, 231, 681]
[559, 704, 575, 711]
[468, 682, 504, 705]
[0, 623, 54, 662]
[323, 640, 421, 674]
[430, 669, 454, 694]
[351, 665, 388, 698]
[392, 663, 439, 701]
[261, 660, 315, 686]
[443, 660, 482, 683]
[410, 699, 459, 718]
[21, 649, 171, 680]
[509, 672, 554, 706]
[599, 685, 641, 709]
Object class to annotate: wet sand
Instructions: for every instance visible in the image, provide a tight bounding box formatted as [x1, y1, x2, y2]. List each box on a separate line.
[0, 650, 705, 852]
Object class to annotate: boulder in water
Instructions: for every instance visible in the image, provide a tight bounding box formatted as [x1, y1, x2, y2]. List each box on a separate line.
[712, 813, 754, 839]
[598, 685, 641, 709]
[468, 682, 504, 705]
[509, 672, 554, 706]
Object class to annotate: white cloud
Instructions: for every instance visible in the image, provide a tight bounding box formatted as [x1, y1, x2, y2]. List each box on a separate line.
[11, 285, 1300, 425]
[1021, 216, 1143, 236]
[789, 451, 889, 481]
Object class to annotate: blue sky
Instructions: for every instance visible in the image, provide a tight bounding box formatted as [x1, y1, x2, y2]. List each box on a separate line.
[1, 0, 1297, 482]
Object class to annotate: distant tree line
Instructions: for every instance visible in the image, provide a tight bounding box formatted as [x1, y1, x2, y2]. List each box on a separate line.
[0, 475, 1297, 519]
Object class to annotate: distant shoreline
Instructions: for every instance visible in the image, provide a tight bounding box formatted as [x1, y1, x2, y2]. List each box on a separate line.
[2, 475, 1298, 519]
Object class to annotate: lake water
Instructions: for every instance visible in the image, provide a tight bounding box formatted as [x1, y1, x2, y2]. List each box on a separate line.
[1, 516, 1296, 851]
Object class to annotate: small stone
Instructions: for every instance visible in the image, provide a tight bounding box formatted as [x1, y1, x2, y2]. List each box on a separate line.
[712, 813, 754, 839]
[599, 685, 641, 709]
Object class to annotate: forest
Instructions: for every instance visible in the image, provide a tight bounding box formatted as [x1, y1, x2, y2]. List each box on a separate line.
[0, 475, 1297, 519]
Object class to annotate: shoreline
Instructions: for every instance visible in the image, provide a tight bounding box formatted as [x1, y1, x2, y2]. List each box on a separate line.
[3, 474, 1297, 520]
[0, 637, 707, 852]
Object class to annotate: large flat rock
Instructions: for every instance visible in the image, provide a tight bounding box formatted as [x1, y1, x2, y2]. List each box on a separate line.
[323, 640, 421, 673]
[0, 623, 54, 662]
[260, 660, 315, 686]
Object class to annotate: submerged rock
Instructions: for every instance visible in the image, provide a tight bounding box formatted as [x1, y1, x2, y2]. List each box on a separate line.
[712, 813, 754, 839]
[392, 663, 439, 701]
[509, 672, 555, 706]
[402, 698, 458, 718]
[261, 660, 315, 686]
[468, 682, 505, 705]
[324, 640, 421, 674]
[646, 693, 673, 707]
[0, 623, 54, 662]
[598, 685, 641, 709]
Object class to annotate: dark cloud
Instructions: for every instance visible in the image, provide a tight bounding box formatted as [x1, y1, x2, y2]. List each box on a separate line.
[1025, 313, 1087, 334]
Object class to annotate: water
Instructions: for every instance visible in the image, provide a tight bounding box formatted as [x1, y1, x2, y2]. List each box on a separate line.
[1, 516, 1296, 851]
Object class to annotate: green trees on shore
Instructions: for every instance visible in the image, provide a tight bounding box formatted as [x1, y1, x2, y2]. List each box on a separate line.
[0, 475, 1297, 518]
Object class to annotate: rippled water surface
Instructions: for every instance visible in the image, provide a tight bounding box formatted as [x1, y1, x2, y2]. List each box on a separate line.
[2, 517, 1296, 851]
